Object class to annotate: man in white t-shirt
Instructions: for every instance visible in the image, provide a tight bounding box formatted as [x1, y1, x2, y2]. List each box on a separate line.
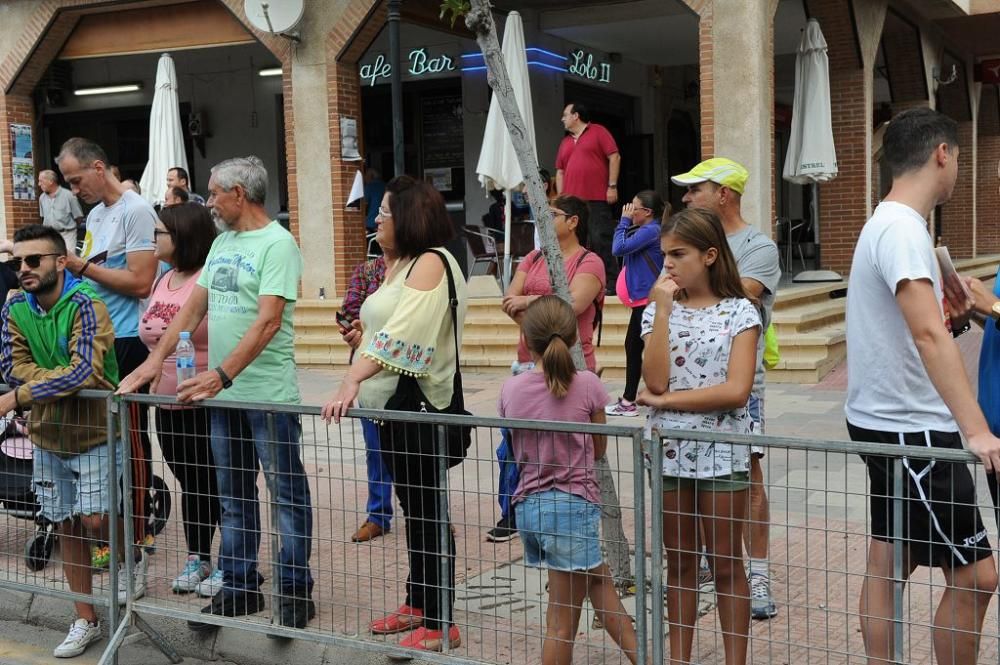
[846, 107, 1000, 665]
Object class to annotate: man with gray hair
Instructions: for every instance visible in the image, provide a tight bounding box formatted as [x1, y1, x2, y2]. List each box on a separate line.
[37, 169, 83, 255]
[119, 155, 314, 634]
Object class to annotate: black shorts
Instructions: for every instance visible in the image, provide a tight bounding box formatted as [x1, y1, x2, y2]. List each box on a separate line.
[848, 422, 992, 569]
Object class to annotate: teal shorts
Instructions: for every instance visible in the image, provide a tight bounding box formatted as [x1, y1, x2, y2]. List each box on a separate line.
[661, 471, 750, 493]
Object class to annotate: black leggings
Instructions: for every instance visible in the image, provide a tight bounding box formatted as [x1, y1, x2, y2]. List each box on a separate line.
[379, 425, 455, 631]
[155, 407, 220, 560]
[623, 305, 646, 402]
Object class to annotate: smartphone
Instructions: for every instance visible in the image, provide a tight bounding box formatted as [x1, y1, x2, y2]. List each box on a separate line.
[87, 250, 109, 265]
[335, 311, 352, 332]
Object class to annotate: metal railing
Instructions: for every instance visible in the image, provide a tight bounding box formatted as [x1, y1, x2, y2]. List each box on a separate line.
[0, 388, 998, 664]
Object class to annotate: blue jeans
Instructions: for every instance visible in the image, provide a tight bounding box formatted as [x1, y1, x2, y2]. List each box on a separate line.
[210, 408, 314, 596]
[361, 419, 393, 529]
[496, 428, 520, 520]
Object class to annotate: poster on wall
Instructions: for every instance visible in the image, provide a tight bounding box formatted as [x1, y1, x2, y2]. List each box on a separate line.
[9, 124, 34, 201]
[340, 117, 362, 161]
[424, 167, 453, 192]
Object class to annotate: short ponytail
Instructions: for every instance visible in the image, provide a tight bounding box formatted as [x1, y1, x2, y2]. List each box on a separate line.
[522, 296, 578, 398]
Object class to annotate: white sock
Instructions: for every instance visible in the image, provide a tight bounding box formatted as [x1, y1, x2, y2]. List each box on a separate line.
[749, 558, 769, 578]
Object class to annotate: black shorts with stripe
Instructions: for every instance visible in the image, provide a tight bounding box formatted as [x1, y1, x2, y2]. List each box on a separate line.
[848, 422, 992, 569]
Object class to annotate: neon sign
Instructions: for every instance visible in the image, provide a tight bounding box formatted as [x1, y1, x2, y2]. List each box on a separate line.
[359, 48, 457, 87]
[568, 50, 611, 84]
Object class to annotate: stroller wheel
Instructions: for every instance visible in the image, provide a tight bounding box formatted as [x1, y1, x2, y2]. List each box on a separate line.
[25, 521, 55, 572]
[145, 475, 172, 536]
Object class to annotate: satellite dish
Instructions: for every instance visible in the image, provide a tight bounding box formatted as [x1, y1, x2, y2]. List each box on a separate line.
[244, 0, 304, 35]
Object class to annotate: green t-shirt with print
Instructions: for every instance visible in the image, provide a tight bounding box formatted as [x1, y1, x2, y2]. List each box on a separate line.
[198, 221, 302, 404]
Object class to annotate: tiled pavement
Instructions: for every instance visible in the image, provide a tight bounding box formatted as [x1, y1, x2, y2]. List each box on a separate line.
[7, 330, 1000, 664]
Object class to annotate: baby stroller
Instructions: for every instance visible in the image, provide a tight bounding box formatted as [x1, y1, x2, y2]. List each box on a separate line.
[0, 414, 172, 571]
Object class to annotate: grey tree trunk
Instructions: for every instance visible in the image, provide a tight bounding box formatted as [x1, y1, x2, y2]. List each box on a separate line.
[463, 0, 633, 589]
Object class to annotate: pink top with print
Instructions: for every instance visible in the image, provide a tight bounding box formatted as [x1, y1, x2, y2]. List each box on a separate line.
[139, 269, 209, 398]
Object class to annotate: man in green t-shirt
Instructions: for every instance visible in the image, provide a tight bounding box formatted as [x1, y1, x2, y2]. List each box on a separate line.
[0, 224, 127, 658]
[119, 156, 313, 633]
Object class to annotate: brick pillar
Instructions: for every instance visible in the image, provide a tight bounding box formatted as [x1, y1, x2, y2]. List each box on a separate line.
[940, 122, 974, 257]
[328, 1, 382, 297]
[806, 0, 887, 274]
[698, 7, 714, 159]
[977, 88, 1000, 256]
[0, 93, 39, 238]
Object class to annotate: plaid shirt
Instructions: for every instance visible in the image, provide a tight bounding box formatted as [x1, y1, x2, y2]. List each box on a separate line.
[343, 256, 386, 321]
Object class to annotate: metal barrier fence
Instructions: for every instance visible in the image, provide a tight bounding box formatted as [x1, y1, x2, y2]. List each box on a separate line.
[0, 390, 123, 664]
[1, 388, 999, 664]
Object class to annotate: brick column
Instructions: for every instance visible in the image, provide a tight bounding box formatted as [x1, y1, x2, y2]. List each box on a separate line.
[328, 1, 382, 297]
[806, 0, 887, 274]
[0, 93, 40, 237]
[977, 87, 1000, 256]
[940, 121, 975, 257]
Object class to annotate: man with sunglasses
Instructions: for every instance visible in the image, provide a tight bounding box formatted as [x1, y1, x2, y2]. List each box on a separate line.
[56, 137, 158, 579]
[0, 225, 121, 658]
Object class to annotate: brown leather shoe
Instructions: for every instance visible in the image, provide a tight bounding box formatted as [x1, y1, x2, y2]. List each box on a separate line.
[352, 521, 387, 542]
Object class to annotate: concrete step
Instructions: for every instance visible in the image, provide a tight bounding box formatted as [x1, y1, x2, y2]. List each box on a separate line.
[771, 299, 845, 333]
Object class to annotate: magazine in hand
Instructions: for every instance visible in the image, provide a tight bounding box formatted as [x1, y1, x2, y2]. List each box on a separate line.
[935, 245, 973, 304]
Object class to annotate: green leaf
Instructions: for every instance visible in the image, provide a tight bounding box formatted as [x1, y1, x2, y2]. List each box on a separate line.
[439, 0, 471, 28]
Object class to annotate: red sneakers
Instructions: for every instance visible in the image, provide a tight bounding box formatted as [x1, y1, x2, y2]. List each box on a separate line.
[398, 625, 462, 651]
[370, 605, 423, 634]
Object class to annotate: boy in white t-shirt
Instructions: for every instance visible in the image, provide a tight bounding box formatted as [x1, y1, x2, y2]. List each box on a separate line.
[846, 107, 1000, 665]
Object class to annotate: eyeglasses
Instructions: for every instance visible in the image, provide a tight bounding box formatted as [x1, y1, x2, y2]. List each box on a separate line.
[549, 210, 568, 219]
[8, 253, 62, 271]
[377, 206, 393, 218]
[154, 229, 172, 237]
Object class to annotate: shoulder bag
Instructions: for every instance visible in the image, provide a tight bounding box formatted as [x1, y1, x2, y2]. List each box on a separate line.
[379, 249, 472, 468]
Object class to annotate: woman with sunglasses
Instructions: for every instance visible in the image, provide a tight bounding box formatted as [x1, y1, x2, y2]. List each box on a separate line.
[322, 176, 468, 652]
[138, 202, 220, 595]
[607, 190, 667, 417]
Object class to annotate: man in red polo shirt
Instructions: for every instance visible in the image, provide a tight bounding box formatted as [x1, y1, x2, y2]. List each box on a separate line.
[555, 102, 621, 293]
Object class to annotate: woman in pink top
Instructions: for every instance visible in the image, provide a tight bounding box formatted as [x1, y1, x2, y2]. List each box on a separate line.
[502, 195, 606, 372]
[138, 202, 219, 595]
[498, 296, 638, 665]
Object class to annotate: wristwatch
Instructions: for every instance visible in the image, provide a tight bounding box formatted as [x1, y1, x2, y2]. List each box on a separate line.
[214, 366, 233, 389]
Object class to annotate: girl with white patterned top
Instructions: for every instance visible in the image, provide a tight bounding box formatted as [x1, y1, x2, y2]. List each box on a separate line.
[637, 207, 760, 665]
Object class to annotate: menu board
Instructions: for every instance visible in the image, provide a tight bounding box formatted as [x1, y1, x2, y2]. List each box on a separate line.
[421, 94, 464, 170]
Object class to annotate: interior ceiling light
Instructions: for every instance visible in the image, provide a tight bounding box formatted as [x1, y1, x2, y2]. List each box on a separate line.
[74, 83, 142, 96]
[258, 67, 282, 77]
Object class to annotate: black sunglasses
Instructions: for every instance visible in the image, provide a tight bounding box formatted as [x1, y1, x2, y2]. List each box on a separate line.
[7, 253, 62, 271]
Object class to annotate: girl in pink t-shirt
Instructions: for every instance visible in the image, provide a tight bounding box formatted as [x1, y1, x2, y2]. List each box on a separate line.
[498, 296, 638, 665]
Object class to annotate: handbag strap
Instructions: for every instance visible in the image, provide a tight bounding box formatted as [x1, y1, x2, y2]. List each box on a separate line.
[641, 250, 660, 276]
[404, 249, 462, 370]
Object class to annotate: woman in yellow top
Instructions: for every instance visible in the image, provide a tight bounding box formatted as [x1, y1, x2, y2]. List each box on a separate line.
[322, 175, 467, 653]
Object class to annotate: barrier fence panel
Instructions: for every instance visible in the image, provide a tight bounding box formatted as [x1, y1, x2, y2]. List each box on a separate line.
[0, 388, 122, 663]
[648, 428, 1000, 665]
[111, 394, 647, 664]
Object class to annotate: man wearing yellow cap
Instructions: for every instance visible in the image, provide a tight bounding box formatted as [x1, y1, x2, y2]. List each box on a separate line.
[672, 157, 781, 620]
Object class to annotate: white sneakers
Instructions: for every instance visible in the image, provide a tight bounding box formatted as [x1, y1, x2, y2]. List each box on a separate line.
[195, 568, 224, 597]
[116, 550, 148, 605]
[54, 618, 101, 658]
[172, 555, 212, 594]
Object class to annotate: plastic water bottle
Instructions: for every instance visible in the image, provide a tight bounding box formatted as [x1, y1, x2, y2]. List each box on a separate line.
[175, 331, 197, 386]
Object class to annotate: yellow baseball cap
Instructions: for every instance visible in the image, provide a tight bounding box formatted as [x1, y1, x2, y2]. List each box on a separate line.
[671, 158, 750, 195]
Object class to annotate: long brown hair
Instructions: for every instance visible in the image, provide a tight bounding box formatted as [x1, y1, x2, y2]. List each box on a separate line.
[660, 208, 749, 302]
[521, 296, 578, 398]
